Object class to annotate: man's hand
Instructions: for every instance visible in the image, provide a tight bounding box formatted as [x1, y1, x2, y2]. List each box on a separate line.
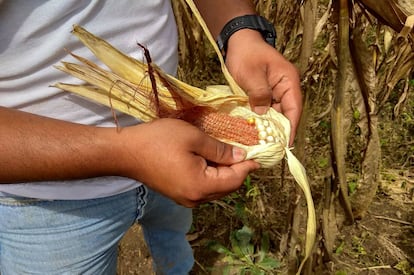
[113, 119, 260, 207]
[0, 108, 259, 207]
[225, 29, 303, 145]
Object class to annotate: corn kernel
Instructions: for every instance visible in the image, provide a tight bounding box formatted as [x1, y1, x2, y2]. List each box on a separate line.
[258, 130, 267, 140]
[246, 117, 255, 125]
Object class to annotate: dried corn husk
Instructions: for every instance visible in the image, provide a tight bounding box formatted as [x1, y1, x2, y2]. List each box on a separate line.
[54, 1, 316, 272]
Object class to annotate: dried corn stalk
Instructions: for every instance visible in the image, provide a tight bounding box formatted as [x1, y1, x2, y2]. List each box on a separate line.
[54, 1, 316, 272]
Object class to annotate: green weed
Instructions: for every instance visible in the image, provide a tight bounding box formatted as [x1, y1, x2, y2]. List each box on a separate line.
[208, 225, 280, 275]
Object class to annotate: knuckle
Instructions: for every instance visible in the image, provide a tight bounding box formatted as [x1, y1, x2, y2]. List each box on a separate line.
[215, 141, 228, 161]
[249, 86, 272, 98]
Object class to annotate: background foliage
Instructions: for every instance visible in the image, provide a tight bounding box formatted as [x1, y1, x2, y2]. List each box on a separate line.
[171, 0, 413, 274]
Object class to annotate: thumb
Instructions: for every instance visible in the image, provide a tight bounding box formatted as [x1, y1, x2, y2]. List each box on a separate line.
[249, 86, 272, 115]
[243, 69, 273, 115]
[195, 136, 247, 165]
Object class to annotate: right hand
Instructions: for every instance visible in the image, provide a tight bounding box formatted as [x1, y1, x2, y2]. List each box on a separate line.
[225, 29, 303, 145]
[116, 118, 260, 207]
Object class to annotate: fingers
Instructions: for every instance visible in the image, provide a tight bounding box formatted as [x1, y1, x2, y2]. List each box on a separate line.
[248, 87, 272, 115]
[205, 160, 259, 191]
[243, 65, 302, 145]
[245, 48, 302, 145]
[184, 134, 260, 206]
[176, 156, 259, 207]
[270, 72, 303, 145]
[238, 66, 273, 115]
[189, 160, 260, 206]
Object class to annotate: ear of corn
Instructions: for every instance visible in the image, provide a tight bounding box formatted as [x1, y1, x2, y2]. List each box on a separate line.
[54, 1, 316, 271]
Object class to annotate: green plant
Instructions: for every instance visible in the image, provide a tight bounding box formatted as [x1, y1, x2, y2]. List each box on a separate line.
[335, 241, 345, 254]
[208, 225, 280, 275]
[348, 180, 358, 195]
[244, 175, 260, 198]
[351, 236, 367, 258]
[409, 78, 414, 87]
[317, 156, 329, 168]
[394, 260, 414, 275]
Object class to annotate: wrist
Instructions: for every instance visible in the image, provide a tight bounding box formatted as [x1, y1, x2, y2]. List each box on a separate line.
[226, 29, 264, 55]
[80, 126, 127, 178]
[103, 125, 141, 179]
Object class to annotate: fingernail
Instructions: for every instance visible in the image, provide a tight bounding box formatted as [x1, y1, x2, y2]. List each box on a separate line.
[232, 147, 246, 162]
[253, 106, 269, 115]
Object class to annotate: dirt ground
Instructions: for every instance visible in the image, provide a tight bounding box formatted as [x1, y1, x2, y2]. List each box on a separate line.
[116, 168, 413, 275]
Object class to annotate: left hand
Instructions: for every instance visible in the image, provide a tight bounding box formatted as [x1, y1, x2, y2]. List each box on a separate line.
[225, 29, 303, 145]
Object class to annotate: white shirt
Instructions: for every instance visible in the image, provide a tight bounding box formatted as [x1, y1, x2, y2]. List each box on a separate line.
[0, 0, 178, 199]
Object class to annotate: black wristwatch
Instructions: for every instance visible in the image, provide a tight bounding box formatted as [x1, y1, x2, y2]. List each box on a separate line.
[216, 14, 276, 57]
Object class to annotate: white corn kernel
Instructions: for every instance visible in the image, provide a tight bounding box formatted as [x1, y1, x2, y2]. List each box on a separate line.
[257, 124, 265, 131]
[258, 130, 267, 140]
[259, 140, 267, 145]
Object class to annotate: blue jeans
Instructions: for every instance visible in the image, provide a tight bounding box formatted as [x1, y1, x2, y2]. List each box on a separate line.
[0, 186, 193, 275]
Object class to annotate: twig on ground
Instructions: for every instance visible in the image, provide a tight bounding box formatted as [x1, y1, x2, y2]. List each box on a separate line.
[373, 215, 413, 226]
[194, 259, 209, 274]
[360, 265, 392, 270]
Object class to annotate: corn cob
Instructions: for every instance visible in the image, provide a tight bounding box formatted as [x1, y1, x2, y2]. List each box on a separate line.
[54, 8, 315, 273]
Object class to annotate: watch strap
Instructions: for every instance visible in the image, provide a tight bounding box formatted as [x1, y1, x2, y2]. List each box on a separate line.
[217, 14, 276, 56]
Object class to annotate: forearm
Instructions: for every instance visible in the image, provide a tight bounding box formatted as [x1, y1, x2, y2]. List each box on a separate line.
[0, 107, 125, 183]
[194, 0, 256, 38]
